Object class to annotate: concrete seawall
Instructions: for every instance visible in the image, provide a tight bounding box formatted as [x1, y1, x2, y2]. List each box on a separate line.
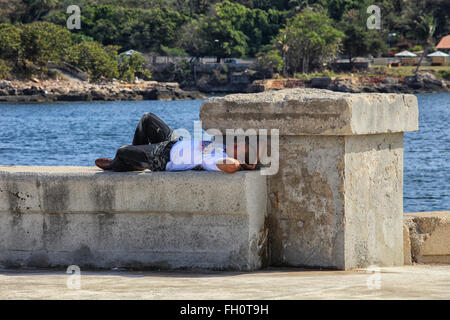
[2, 88, 441, 271]
[0, 167, 268, 270]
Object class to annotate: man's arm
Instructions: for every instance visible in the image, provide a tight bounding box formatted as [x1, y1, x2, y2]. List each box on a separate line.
[216, 158, 241, 173]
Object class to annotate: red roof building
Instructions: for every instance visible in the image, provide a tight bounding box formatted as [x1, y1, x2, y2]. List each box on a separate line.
[436, 35, 450, 51]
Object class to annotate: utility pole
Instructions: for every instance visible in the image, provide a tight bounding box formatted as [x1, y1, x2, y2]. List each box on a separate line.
[387, 33, 397, 67]
[215, 39, 220, 63]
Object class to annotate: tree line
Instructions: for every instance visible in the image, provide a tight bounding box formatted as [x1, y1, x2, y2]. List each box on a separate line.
[0, 21, 150, 81]
[0, 0, 448, 80]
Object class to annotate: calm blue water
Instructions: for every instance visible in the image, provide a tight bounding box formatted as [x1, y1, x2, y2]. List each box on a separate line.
[0, 93, 449, 212]
[404, 93, 450, 212]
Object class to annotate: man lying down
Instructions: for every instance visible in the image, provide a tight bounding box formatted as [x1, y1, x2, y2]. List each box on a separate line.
[95, 113, 259, 173]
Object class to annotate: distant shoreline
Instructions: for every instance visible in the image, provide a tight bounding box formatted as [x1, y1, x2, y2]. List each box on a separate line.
[0, 79, 205, 103]
[0, 73, 448, 104]
[249, 73, 449, 95]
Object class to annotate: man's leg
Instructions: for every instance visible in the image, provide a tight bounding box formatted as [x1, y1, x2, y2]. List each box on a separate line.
[95, 113, 177, 170]
[132, 113, 177, 145]
[110, 142, 175, 172]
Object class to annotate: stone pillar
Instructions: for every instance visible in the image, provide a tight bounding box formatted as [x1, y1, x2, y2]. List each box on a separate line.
[200, 89, 418, 270]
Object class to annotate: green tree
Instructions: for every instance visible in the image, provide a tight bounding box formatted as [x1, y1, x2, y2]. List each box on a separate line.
[177, 20, 208, 58]
[118, 52, 151, 82]
[172, 0, 217, 15]
[48, 4, 188, 52]
[203, 15, 248, 61]
[0, 59, 12, 78]
[67, 41, 119, 81]
[429, 0, 450, 39]
[277, 9, 343, 74]
[250, 0, 290, 10]
[338, 7, 386, 60]
[21, 22, 72, 66]
[326, 0, 360, 21]
[0, 0, 23, 23]
[0, 24, 22, 63]
[215, 1, 288, 56]
[286, 0, 328, 13]
[0, 0, 60, 24]
[161, 45, 188, 57]
[413, 14, 436, 74]
[367, 32, 388, 57]
[341, 24, 368, 69]
[179, 1, 287, 59]
[181, 13, 248, 61]
[369, 0, 447, 42]
[251, 48, 283, 78]
[274, 33, 289, 76]
[338, 9, 369, 69]
[20, 0, 59, 23]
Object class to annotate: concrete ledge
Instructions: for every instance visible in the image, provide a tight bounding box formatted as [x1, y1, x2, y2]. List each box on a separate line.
[404, 212, 450, 264]
[200, 88, 418, 136]
[0, 166, 268, 270]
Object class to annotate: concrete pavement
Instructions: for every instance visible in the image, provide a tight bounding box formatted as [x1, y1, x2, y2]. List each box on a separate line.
[1, 265, 449, 300]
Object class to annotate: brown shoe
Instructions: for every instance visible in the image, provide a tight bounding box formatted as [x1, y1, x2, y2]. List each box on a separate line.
[95, 158, 112, 170]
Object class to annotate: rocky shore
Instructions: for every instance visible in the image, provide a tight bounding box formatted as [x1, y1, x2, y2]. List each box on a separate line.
[250, 72, 449, 94]
[0, 71, 447, 104]
[0, 80, 205, 103]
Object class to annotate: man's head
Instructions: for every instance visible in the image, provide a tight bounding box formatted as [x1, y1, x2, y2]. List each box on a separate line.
[226, 136, 259, 165]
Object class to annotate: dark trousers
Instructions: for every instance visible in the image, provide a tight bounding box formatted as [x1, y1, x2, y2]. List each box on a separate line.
[111, 113, 178, 172]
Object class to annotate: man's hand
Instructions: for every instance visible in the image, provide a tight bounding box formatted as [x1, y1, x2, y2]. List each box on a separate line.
[241, 163, 257, 170]
[216, 158, 241, 173]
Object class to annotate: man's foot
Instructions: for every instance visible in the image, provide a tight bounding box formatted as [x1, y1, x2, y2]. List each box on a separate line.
[95, 158, 112, 170]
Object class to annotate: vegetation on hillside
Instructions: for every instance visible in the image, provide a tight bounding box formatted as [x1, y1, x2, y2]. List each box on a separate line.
[0, 0, 448, 81]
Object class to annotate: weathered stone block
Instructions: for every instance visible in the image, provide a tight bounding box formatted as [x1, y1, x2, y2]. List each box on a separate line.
[200, 88, 418, 136]
[403, 224, 412, 265]
[200, 88, 419, 270]
[404, 212, 450, 264]
[0, 167, 268, 270]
